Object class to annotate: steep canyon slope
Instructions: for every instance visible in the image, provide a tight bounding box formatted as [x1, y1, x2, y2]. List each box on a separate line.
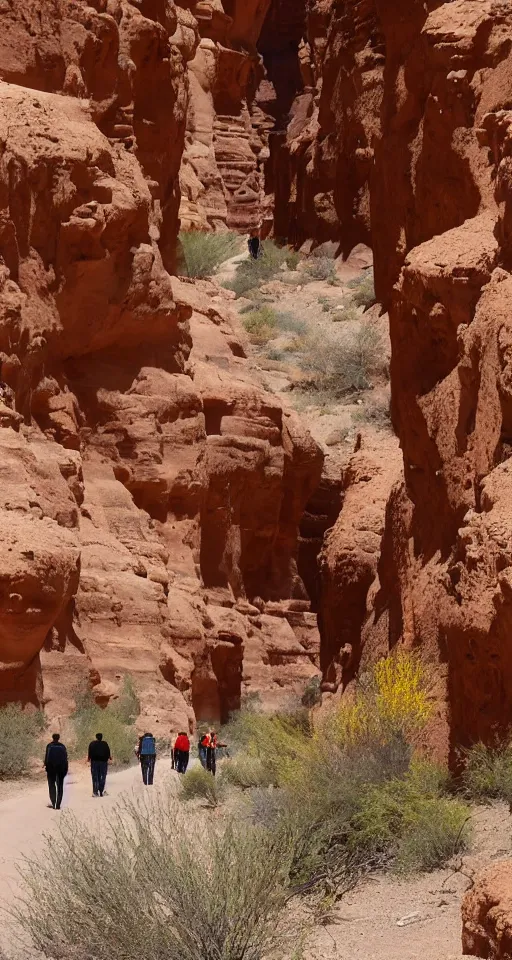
[0, 0, 322, 733]
[281, 0, 512, 764]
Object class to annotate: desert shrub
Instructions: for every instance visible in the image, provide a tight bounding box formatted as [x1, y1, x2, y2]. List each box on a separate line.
[0, 704, 44, 779]
[331, 304, 359, 323]
[303, 256, 337, 283]
[347, 269, 376, 308]
[13, 796, 301, 960]
[242, 305, 278, 344]
[71, 677, 138, 766]
[352, 396, 392, 430]
[221, 754, 274, 790]
[352, 761, 470, 873]
[180, 765, 226, 806]
[318, 296, 333, 313]
[276, 311, 307, 335]
[461, 741, 512, 804]
[301, 676, 322, 709]
[302, 320, 385, 395]
[229, 241, 299, 297]
[178, 230, 241, 279]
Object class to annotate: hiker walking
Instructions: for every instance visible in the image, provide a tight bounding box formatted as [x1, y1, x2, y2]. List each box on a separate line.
[198, 730, 208, 769]
[173, 732, 190, 774]
[136, 732, 156, 785]
[87, 732, 112, 797]
[202, 729, 227, 777]
[247, 229, 261, 260]
[44, 733, 68, 810]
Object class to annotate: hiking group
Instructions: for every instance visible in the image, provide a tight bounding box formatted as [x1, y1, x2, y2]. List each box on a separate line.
[43, 727, 226, 808]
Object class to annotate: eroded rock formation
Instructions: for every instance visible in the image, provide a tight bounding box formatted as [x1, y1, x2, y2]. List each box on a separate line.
[462, 861, 512, 959]
[0, 0, 322, 733]
[178, 0, 274, 233]
[280, 0, 512, 762]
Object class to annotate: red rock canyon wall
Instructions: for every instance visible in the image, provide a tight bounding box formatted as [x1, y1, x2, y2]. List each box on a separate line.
[283, 0, 512, 762]
[0, 0, 323, 734]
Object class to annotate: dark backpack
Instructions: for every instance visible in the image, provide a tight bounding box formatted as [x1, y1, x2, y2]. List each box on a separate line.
[46, 742, 67, 768]
[139, 734, 156, 757]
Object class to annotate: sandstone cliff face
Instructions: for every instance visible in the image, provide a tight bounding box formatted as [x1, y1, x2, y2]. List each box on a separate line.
[462, 861, 512, 959]
[285, 0, 512, 761]
[0, 0, 322, 733]
[178, 0, 274, 233]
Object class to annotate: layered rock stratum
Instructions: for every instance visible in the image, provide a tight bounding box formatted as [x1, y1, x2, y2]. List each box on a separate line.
[0, 0, 322, 733]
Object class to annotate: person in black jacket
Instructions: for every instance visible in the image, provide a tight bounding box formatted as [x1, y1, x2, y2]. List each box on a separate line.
[44, 733, 68, 810]
[87, 733, 112, 797]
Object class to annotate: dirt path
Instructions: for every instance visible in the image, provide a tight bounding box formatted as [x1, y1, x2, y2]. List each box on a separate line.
[0, 760, 180, 955]
[0, 762, 509, 960]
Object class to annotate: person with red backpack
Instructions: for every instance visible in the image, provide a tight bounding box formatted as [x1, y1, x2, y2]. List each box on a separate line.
[200, 729, 227, 776]
[173, 732, 190, 774]
[135, 732, 156, 785]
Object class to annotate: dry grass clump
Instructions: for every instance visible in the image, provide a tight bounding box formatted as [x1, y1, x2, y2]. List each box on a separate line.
[303, 256, 338, 284]
[242, 305, 278, 344]
[177, 230, 242, 279]
[301, 320, 385, 395]
[352, 396, 392, 430]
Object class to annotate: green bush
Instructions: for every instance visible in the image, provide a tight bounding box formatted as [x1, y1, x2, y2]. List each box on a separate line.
[0, 704, 44, 779]
[178, 230, 241, 279]
[180, 765, 226, 806]
[461, 741, 512, 804]
[348, 269, 376, 308]
[13, 796, 302, 960]
[301, 676, 322, 709]
[71, 677, 138, 766]
[242, 305, 278, 344]
[229, 241, 299, 297]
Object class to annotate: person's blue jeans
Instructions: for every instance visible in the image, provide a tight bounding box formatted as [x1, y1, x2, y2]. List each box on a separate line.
[199, 746, 207, 769]
[91, 760, 108, 796]
[140, 755, 156, 785]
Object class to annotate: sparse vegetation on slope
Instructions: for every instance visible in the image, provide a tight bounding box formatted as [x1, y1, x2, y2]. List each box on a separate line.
[228, 240, 299, 297]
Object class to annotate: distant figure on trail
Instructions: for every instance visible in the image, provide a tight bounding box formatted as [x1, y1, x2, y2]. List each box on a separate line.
[173, 732, 190, 774]
[248, 229, 261, 260]
[44, 733, 68, 810]
[201, 729, 227, 777]
[87, 732, 112, 798]
[198, 730, 208, 769]
[136, 732, 156, 785]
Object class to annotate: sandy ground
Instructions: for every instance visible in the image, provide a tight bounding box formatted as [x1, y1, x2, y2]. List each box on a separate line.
[308, 803, 512, 960]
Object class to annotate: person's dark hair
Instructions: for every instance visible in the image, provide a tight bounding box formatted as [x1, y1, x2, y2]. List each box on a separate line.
[143, 732, 152, 738]
[96, 733, 103, 741]
[52, 733, 60, 742]
[179, 731, 187, 737]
